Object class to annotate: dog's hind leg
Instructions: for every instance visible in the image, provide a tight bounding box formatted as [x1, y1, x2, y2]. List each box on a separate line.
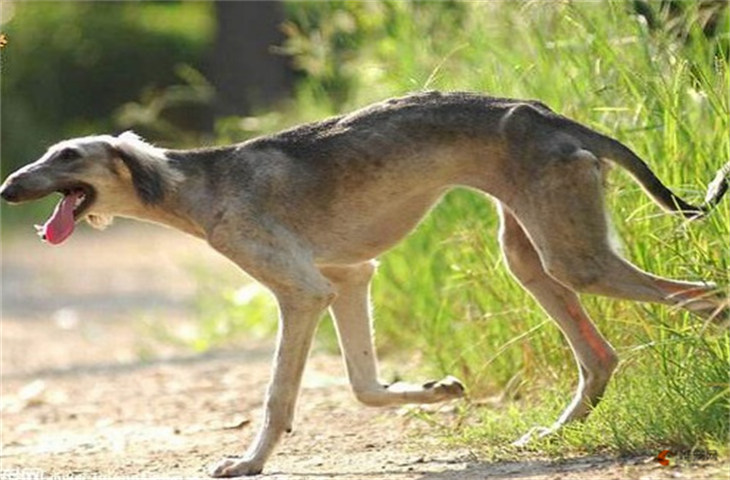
[511, 148, 727, 323]
[208, 228, 335, 477]
[320, 262, 465, 407]
[498, 206, 619, 445]
[499, 146, 727, 442]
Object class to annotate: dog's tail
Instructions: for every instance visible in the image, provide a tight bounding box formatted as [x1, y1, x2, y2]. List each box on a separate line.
[569, 123, 729, 220]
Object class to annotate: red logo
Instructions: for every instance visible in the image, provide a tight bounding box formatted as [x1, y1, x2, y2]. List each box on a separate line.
[655, 450, 673, 466]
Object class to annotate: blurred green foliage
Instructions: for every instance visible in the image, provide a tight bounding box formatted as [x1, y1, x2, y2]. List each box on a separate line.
[280, 0, 471, 112]
[1, 2, 214, 175]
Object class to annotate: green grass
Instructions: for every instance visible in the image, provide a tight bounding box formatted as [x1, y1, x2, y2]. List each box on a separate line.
[194, 0, 729, 460]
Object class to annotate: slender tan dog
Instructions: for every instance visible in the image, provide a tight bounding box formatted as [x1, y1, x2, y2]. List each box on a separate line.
[1, 91, 728, 477]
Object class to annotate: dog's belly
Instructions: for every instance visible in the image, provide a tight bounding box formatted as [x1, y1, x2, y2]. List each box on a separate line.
[313, 189, 448, 264]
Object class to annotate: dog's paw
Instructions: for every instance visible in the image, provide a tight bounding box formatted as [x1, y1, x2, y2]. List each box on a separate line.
[209, 456, 263, 478]
[423, 375, 466, 400]
[511, 425, 555, 448]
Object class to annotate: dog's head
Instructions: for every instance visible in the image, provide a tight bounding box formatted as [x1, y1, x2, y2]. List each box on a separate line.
[0, 132, 180, 244]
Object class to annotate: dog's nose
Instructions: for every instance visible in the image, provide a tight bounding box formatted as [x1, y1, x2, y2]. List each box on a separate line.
[0, 182, 23, 203]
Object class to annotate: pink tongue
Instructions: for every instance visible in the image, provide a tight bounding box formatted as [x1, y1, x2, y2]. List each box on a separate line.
[37, 191, 82, 245]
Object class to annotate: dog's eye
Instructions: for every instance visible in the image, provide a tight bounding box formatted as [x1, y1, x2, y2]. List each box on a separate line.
[57, 148, 81, 161]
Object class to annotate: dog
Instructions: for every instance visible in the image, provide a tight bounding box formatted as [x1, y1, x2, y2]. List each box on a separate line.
[2, 91, 728, 477]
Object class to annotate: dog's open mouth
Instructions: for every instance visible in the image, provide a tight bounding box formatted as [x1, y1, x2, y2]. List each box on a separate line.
[35, 185, 96, 245]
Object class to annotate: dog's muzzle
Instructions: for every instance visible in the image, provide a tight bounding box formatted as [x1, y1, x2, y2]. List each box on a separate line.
[0, 181, 23, 203]
[0, 178, 56, 204]
[0, 174, 38, 204]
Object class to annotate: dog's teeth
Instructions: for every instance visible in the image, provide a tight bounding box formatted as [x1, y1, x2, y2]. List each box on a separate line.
[34, 225, 46, 239]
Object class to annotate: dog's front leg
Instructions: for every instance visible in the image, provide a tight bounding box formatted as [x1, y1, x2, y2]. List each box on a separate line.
[321, 262, 465, 406]
[210, 289, 332, 477]
[208, 232, 334, 477]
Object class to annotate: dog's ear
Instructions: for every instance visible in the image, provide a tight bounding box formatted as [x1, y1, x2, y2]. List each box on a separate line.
[112, 132, 168, 205]
[115, 148, 166, 205]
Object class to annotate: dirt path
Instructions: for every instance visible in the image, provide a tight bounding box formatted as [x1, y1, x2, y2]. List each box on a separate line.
[1, 222, 726, 479]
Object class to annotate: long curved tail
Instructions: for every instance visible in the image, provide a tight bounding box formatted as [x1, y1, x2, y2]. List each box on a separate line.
[568, 122, 729, 219]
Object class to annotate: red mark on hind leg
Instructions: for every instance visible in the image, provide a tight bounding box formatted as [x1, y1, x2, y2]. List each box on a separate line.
[566, 300, 614, 365]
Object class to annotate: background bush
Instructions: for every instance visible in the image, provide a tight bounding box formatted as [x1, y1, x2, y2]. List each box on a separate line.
[1, 2, 213, 175]
[2, 0, 728, 458]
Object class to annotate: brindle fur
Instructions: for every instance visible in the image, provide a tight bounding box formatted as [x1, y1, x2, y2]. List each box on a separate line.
[1, 92, 728, 477]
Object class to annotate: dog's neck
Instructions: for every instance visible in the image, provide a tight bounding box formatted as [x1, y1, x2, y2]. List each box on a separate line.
[130, 200, 209, 239]
[103, 140, 214, 239]
[144, 145, 244, 240]
[94, 192, 207, 239]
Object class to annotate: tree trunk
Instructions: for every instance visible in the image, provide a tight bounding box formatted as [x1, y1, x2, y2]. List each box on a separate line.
[209, 1, 293, 117]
